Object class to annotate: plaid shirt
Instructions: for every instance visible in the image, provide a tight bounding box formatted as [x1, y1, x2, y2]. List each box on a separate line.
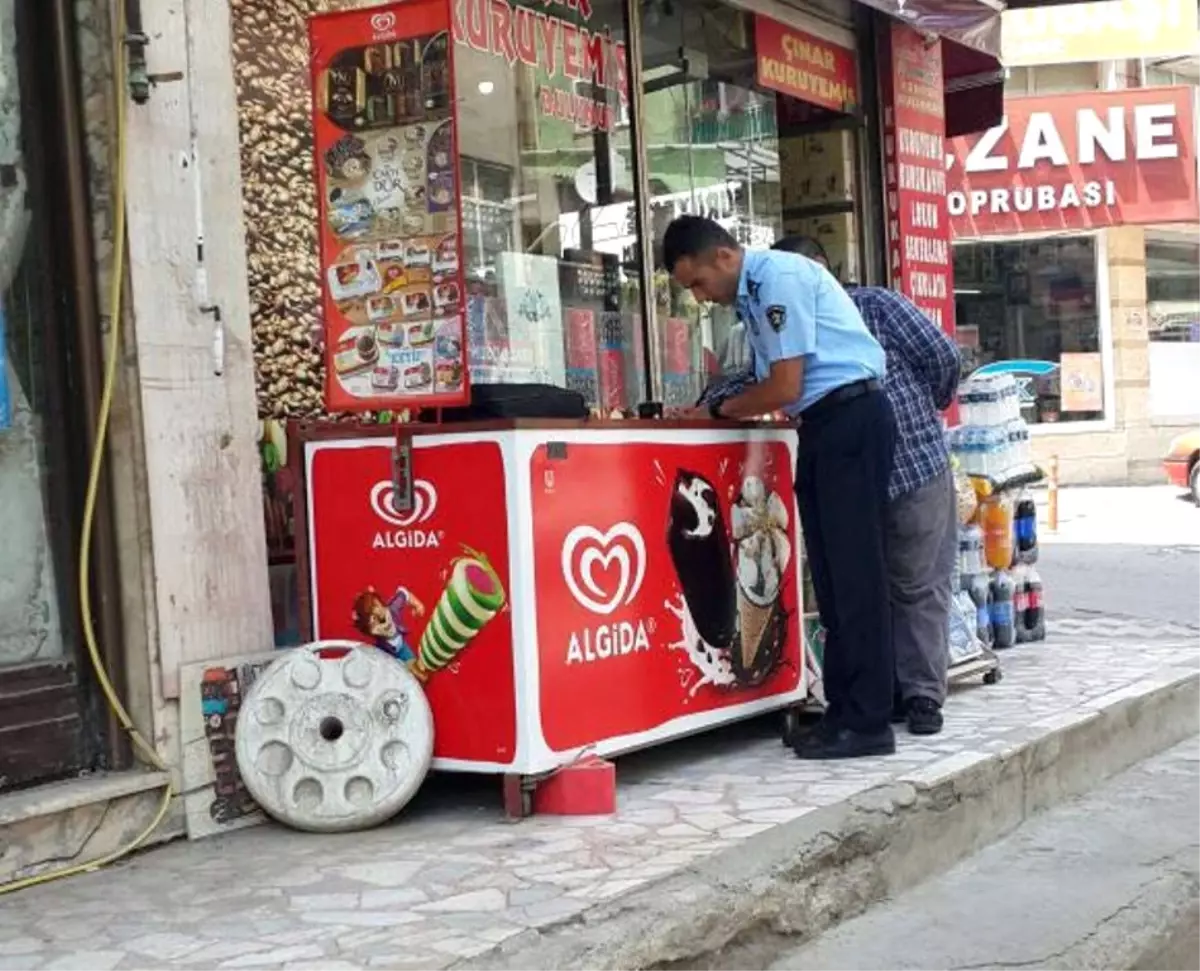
[846, 286, 960, 500]
[701, 287, 959, 501]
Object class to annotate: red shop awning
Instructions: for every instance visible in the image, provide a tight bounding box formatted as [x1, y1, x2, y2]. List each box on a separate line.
[943, 38, 1004, 137]
[857, 0, 1100, 135]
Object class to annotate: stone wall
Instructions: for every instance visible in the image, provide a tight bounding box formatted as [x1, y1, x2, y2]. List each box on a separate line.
[231, 0, 372, 420]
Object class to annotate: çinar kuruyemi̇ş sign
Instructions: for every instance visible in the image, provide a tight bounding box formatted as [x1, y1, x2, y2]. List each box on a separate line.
[309, 2, 470, 412]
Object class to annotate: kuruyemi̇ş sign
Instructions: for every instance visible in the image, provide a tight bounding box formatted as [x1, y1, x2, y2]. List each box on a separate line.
[947, 86, 1199, 237]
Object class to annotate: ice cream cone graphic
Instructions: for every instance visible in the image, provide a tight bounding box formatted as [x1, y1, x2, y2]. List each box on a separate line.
[730, 478, 792, 686]
[413, 549, 506, 681]
[738, 595, 773, 671]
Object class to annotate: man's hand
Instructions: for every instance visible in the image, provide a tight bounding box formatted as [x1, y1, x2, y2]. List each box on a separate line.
[718, 358, 805, 420]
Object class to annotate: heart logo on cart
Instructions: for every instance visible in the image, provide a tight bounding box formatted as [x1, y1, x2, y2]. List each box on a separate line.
[561, 523, 647, 616]
[370, 11, 397, 35]
[370, 479, 438, 529]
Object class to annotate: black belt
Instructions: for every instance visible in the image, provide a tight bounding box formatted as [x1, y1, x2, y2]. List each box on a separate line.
[799, 379, 881, 423]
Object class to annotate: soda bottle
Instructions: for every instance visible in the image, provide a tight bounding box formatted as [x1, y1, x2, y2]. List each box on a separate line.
[1013, 565, 1030, 643]
[968, 570, 993, 648]
[1015, 491, 1038, 563]
[959, 524, 985, 578]
[981, 495, 1015, 570]
[990, 569, 1017, 649]
[1024, 566, 1046, 641]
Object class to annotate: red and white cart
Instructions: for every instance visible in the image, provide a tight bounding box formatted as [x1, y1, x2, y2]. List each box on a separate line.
[294, 420, 808, 814]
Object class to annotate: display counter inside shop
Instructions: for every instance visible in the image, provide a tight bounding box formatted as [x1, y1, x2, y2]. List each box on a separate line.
[292, 418, 809, 781]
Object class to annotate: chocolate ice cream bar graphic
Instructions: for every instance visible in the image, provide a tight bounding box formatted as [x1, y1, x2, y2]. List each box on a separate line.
[666, 469, 736, 650]
[414, 553, 506, 680]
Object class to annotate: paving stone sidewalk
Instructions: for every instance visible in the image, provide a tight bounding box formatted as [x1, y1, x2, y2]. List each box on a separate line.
[0, 622, 1196, 971]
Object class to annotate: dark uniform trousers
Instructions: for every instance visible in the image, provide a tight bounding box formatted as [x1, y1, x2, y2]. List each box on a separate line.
[796, 389, 897, 735]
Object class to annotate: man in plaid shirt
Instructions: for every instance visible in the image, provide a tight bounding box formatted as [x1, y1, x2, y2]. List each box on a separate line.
[771, 237, 960, 735]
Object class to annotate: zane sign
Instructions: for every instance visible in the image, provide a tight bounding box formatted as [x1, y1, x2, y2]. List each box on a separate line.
[947, 87, 1198, 237]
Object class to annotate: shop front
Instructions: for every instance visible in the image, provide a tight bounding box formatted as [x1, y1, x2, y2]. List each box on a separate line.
[186, 0, 998, 825]
[0, 0, 1043, 866]
[947, 85, 1200, 483]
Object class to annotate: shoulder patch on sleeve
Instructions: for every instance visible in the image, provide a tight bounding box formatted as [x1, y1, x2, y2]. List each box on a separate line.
[765, 304, 787, 332]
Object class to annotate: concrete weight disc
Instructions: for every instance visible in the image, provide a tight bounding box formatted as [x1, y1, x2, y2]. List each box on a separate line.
[234, 642, 434, 833]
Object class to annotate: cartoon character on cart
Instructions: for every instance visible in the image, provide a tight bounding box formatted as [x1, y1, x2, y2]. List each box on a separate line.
[350, 549, 507, 680]
[351, 585, 426, 663]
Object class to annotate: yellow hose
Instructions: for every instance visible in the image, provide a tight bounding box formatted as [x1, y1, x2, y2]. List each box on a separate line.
[0, 0, 175, 896]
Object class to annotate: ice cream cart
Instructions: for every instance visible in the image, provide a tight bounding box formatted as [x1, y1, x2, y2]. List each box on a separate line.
[293, 419, 807, 813]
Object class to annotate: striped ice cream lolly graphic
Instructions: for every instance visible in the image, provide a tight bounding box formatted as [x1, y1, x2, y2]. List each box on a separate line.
[414, 551, 506, 680]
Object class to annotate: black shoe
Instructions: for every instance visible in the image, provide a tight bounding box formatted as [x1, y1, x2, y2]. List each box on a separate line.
[784, 712, 838, 748]
[906, 697, 944, 736]
[792, 726, 896, 760]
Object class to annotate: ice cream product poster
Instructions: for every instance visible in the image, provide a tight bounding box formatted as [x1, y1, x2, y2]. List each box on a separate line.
[530, 440, 803, 753]
[309, 2, 469, 412]
[304, 438, 516, 765]
[498, 252, 566, 387]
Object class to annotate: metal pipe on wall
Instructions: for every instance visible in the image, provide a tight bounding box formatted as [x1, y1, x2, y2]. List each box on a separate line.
[124, 0, 150, 104]
[48, 0, 130, 770]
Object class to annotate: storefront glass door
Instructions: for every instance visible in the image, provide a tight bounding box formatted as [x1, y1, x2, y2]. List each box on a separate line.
[637, 0, 864, 406]
[0, 0, 96, 789]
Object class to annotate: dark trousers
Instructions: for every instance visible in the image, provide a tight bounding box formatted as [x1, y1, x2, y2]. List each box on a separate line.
[796, 389, 897, 735]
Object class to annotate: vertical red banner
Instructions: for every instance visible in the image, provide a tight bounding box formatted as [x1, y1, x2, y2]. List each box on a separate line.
[565, 308, 598, 369]
[663, 317, 691, 376]
[879, 24, 955, 340]
[309, 2, 469, 413]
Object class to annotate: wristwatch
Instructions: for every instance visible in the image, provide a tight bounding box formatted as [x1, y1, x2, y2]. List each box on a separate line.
[708, 398, 725, 420]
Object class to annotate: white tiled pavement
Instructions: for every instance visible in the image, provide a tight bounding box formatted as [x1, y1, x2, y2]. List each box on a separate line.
[0, 621, 1196, 971]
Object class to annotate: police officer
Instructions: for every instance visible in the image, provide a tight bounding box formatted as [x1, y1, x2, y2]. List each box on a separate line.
[663, 215, 897, 760]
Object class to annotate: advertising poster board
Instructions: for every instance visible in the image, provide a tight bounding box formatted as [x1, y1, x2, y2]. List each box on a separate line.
[309, 2, 469, 413]
[1002, 0, 1198, 66]
[1059, 351, 1104, 413]
[947, 87, 1199, 237]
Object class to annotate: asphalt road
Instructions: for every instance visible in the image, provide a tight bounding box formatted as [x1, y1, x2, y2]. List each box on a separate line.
[1038, 486, 1200, 630]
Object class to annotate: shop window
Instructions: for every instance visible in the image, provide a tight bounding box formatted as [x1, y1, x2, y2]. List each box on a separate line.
[639, 1, 863, 405]
[1027, 63, 1099, 94]
[1146, 233, 1200, 418]
[1145, 65, 1178, 85]
[1005, 64, 1098, 96]
[1005, 67, 1032, 95]
[953, 236, 1106, 425]
[454, 0, 643, 412]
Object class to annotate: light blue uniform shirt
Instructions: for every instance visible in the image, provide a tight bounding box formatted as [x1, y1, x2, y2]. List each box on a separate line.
[735, 249, 886, 416]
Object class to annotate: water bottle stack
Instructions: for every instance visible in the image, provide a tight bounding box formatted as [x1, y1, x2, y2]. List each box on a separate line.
[950, 374, 1032, 482]
[949, 375, 1046, 653]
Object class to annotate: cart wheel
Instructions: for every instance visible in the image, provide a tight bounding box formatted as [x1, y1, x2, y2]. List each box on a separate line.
[983, 668, 1002, 685]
